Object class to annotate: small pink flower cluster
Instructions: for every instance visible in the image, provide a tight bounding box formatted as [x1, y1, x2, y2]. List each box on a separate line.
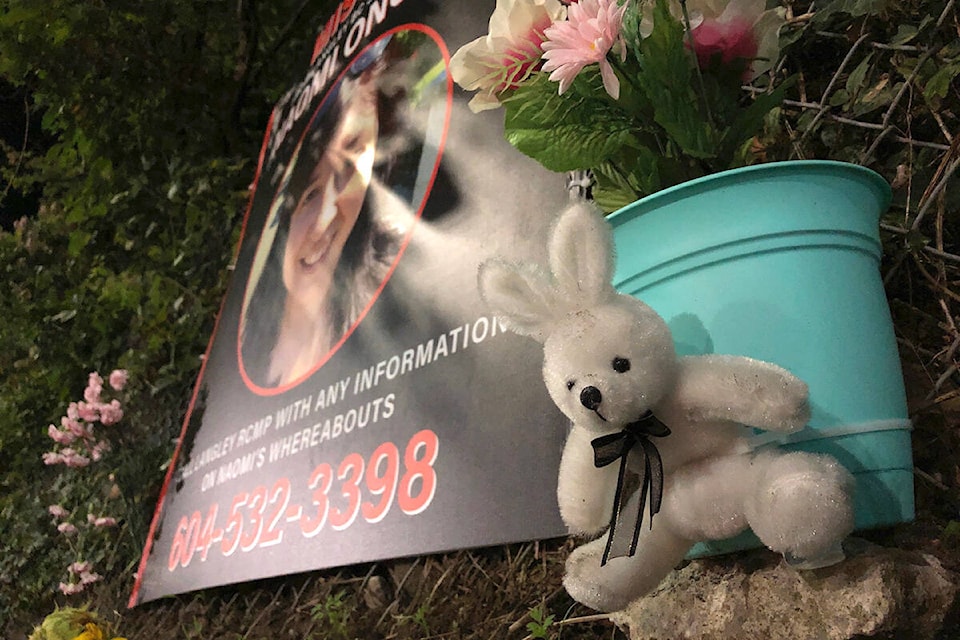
[87, 514, 118, 527]
[43, 369, 127, 468]
[57, 560, 102, 595]
[48, 504, 119, 531]
[44, 370, 127, 596]
[48, 505, 115, 595]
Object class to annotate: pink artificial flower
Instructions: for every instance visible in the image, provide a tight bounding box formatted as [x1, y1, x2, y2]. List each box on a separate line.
[108, 369, 129, 391]
[542, 0, 627, 98]
[88, 514, 118, 527]
[79, 570, 102, 585]
[48, 424, 76, 445]
[76, 401, 100, 422]
[639, 0, 784, 80]
[48, 504, 69, 519]
[42, 451, 64, 466]
[58, 581, 85, 595]
[68, 560, 93, 574]
[88, 371, 104, 388]
[99, 399, 123, 425]
[66, 402, 80, 421]
[57, 522, 78, 535]
[690, 14, 757, 69]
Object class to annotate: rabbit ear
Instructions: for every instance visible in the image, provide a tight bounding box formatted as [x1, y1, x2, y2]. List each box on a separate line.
[478, 259, 559, 342]
[548, 201, 616, 305]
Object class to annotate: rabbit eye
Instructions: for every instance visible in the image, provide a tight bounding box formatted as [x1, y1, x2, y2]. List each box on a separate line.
[612, 357, 631, 373]
[566, 380, 575, 391]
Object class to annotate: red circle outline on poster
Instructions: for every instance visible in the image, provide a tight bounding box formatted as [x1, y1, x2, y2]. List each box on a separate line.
[237, 24, 452, 396]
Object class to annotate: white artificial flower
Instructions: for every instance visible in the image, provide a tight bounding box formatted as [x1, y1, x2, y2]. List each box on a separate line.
[451, 0, 567, 112]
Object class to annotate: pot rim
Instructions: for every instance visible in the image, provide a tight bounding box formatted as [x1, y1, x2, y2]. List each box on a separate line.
[607, 160, 892, 223]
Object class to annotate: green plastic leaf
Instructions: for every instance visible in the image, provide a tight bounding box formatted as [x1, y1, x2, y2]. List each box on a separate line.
[592, 172, 642, 212]
[502, 72, 639, 171]
[505, 124, 638, 172]
[635, 0, 717, 158]
[620, 0, 645, 53]
[591, 146, 661, 212]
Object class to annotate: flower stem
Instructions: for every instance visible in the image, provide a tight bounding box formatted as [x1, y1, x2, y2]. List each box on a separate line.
[608, 53, 642, 97]
[678, 0, 715, 128]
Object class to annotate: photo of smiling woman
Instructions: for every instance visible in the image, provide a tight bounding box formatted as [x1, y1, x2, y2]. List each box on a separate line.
[240, 33, 444, 389]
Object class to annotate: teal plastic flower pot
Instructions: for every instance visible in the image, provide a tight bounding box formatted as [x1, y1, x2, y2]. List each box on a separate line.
[608, 161, 913, 557]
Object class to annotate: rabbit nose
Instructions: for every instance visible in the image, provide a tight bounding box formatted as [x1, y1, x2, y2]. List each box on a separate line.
[580, 386, 602, 410]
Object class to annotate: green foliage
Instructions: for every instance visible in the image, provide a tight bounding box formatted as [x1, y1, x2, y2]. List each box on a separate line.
[773, 0, 960, 202]
[811, 0, 894, 26]
[924, 61, 960, 101]
[395, 603, 432, 636]
[525, 604, 555, 639]
[0, 492, 63, 609]
[0, 0, 338, 630]
[941, 520, 960, 547]
[181, 617, 205, 639]
[310, 591, 352, 640]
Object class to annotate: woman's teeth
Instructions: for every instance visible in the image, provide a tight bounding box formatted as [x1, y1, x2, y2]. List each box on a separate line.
[302, 238, 330, 268]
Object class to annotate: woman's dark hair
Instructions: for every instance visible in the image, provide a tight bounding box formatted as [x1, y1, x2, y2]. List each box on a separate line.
[241, 53, 406, 387]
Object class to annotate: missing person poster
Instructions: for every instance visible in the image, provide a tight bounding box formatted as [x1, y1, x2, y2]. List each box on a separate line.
[130, 0, 573, 605]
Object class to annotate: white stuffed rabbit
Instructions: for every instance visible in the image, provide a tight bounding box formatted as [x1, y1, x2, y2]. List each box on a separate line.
[479, 201, 855, 613]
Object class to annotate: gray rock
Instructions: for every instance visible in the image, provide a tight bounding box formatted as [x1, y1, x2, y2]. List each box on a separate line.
[610, 539, 959, 640]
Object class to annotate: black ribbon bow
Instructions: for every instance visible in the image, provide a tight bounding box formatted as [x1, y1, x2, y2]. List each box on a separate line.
[591, 411, 671, 566]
